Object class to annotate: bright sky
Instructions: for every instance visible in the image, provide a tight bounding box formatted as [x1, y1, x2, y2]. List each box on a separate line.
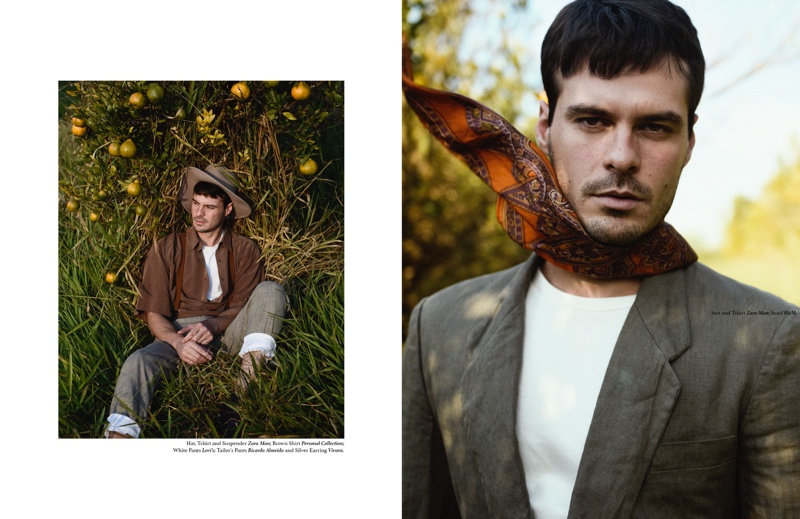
[458, 0, 800, 249]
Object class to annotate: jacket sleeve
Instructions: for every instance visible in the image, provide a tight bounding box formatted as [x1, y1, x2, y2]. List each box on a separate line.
[403, 298, 462, 519]
[738, 312, 800, 515]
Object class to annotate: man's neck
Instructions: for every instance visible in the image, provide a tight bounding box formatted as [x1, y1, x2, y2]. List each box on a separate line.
[540, 261, 641, 298]
[196, 228, 225, 248]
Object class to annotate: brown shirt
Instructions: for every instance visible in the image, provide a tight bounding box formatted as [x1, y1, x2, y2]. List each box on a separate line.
[135, 226, 264, 333]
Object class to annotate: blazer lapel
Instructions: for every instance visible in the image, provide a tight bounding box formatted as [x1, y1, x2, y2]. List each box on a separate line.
[462, 255, 539, 518]
[568, 268, 692, 518]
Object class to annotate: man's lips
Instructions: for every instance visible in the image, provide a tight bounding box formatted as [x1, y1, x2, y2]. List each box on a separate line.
[592, 190, 644, 211]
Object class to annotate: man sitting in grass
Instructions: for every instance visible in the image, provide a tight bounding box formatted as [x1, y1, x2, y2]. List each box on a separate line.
[105, 164, 286, 438]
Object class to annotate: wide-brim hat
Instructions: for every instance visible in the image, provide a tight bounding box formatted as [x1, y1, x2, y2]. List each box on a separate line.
[178, 164, 252, 219]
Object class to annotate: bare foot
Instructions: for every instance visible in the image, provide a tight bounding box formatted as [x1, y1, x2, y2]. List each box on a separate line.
[238, 351, 268, 390]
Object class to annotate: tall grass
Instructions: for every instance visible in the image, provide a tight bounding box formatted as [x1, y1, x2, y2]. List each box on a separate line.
[58, 81, 344, 438]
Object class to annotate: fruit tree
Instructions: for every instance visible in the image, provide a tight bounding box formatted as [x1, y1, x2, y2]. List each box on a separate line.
[58, 80, 344, 439]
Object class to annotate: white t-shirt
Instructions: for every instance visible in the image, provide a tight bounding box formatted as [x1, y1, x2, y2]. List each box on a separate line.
[517, 269, 636, 518]
[201, 240, 222, 301]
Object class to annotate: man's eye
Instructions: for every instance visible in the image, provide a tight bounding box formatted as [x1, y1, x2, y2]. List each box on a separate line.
[578, 117, 604, 127]
[641, 124, 673, 134]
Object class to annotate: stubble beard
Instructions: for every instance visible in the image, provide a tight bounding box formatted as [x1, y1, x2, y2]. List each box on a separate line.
[548, 143, 673, 247]
[193, 218, 224, 235]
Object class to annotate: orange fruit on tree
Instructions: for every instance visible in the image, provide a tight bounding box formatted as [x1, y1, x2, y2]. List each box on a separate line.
[146, 84, 165, 105]
[72, 117, 86, 127]
[127, 180, 141, 196]
[66, 199, 80, 212]
[105, 272, 118, 284]
[175, 106, 187, 119]
[134, 203, 147, 217]
[108, 141, 121, 156]
[291, 82, 311, 100]
[299, 158, 318, 175]
[129, 92, 147, 109]
[231, 82, 250, 100]
[72, 125, 88, 137]
[89, 212, 100, 222]
[119, 139, 137, 158]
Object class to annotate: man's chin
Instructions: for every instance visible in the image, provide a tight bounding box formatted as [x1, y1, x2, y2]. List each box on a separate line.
[193, 222, 224, 234]
[582, 217, 656, 247]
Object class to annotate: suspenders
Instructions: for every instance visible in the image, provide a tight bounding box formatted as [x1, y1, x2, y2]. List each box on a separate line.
[172, 233, 187, 317]
[172, 232, 235, 317]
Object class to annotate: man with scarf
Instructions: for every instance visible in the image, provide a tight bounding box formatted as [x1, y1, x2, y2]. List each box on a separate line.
[402, 0, 800, 517]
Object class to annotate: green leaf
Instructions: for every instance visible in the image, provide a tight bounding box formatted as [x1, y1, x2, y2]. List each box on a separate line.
[282, 112, 297, 121]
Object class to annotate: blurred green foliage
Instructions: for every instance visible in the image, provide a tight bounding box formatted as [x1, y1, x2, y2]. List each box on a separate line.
[722, 155, 800, 257]
[402, 0, 536, 338]
[701, 151, 800, 305]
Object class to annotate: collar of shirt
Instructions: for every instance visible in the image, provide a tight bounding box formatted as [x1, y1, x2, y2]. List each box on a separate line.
[186, 226, 232, 253]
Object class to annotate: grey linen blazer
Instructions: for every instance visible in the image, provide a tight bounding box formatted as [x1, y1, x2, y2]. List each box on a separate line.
[403, 254, 800, 518]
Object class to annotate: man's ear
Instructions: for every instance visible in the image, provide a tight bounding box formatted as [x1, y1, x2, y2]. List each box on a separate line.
[225, 203, 233, 217]
[535, 99, 551, 150]
[684, 113, 699, 167]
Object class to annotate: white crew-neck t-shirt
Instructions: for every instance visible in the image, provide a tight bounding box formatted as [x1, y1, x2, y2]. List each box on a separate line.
[201, 234, 223, 301]
[516, 269, 636, 518]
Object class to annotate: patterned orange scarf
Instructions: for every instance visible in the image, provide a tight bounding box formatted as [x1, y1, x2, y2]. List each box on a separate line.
[402, 65, 697, 279]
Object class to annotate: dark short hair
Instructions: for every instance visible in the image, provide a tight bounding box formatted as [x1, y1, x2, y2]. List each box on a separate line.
[193, 181, 236, 224]
[541, 0, 705, 136]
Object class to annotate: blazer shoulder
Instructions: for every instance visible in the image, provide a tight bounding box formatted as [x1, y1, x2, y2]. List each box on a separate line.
[412, 256, 536, 338]
[678, 262, 800, 354]
[686, 261, 799, 310]
[427, 258, 531, 306]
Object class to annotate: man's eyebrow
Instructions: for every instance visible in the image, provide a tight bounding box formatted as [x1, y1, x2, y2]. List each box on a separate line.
[563, 104, 611, 119]
[564, 103, 685, 127]
[192, 196, 219, 207]
[638, 110, 685, 127]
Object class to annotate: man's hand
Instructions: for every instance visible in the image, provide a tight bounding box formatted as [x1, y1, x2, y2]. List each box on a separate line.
[145, 313, 218, 366]
[175, 340, 213, 365]
[177, 321, 217, 346]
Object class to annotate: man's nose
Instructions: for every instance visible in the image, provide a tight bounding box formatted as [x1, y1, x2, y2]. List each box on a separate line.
[604, 128, 640, 174]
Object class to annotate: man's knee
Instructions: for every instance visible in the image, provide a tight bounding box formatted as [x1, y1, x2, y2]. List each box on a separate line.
[121, 348, 148, 372]
[120, 343, 177, 376]
[251, 281, 288, 311]
[254, 280, 285, 297]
